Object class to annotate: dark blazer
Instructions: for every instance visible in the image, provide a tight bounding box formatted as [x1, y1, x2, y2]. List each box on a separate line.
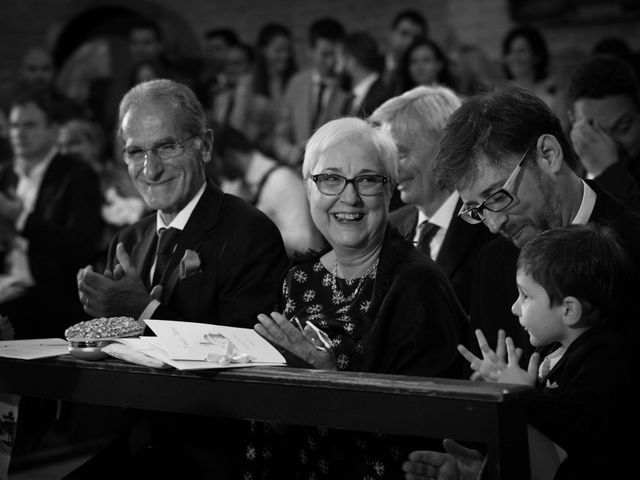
[106, 179, 288, 328]
[0, 153, 102, 338]
[349, 76, 394, 119]
[468, 181, 640, 360]
[528, 327, 635, 479]
[593, 160, 640, 211]
[390, 201, 496, 314]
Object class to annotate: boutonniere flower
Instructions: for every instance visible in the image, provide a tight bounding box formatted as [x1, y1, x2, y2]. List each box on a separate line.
[545, 380, 559, 389]
[179, 249, 201, 279]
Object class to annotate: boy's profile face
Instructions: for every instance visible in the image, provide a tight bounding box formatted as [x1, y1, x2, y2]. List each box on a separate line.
[511, 270, 565, 347]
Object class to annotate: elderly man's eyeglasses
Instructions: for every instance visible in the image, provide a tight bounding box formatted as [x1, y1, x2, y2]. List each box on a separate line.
[457, 147, 532, 225]
[122, 134, 199, 165]
[310, 173, 388, 196]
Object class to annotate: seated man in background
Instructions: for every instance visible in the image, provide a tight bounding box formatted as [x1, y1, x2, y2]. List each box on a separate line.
[72, 79, 288, 479]
[212, 124, 324, 257]
[0, 92, 101, 339]
[568, 54, 640, 210]
[371, 86, 495, 314]
[273, 17, 349, 166]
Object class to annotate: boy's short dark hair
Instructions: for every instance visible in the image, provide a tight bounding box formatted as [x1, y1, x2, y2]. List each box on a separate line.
[567, 55, 640, 110]
[517, 223, 631, 326]
[308, 17, 345, 48]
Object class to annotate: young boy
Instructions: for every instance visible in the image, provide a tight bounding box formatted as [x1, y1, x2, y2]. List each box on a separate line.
[403, 224, 635, 480]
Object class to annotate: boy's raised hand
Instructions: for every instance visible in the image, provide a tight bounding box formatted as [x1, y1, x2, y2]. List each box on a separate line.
[458, 329, 508, 382]
[497, 337, 539, 386]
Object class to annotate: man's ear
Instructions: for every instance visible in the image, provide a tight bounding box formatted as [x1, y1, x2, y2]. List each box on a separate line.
[201, 128, 214, 163]
[536, 134, 563, 175]
[560, 296, 582, 327]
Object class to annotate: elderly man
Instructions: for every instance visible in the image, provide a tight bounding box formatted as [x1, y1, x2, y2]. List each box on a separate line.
[71, 79, 287, 479]
[77, 79, 287, 327]
[371, 86, 495, 314]
[432, 86, 640, 360]
[0, 92, 101, 338]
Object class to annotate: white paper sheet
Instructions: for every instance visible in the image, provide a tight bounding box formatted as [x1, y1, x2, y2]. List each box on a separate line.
[140, 320, 286, 370]
[0, 339, 69, 360]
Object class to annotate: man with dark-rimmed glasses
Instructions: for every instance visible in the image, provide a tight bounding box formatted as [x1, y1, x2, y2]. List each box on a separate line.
[432, 86, 640, 362]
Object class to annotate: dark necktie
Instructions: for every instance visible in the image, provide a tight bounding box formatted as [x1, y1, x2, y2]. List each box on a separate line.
[152, 227, 180, 286]
[311, 80, 327, 130]
[417, 220, 439, 259]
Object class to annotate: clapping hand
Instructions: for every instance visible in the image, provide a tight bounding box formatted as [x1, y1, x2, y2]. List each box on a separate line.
[458, 329, 538, 386]
[255, 312, 336, 369]
[77, 243, 162, 318]
[403, 439, 486, 480]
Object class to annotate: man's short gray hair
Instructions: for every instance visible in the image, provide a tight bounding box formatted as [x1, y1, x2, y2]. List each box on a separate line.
[370, 85, 461, 142]
[117, 79, 208, 142]
[302, 117, 398, 184]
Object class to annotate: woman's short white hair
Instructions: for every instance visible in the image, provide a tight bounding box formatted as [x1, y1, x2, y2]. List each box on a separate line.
[302, 117, 398, 183]
[369, 85, 461, 141]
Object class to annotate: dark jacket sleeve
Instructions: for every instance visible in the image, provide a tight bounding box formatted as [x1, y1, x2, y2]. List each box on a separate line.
[594, 162, 640, 212]
[23, 161, 102, 283]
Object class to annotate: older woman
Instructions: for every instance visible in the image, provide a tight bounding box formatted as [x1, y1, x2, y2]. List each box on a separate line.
[248, 117, 468, 479]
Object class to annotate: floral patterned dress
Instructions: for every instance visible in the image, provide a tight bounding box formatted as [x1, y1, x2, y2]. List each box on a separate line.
[244, 259, 414, 480]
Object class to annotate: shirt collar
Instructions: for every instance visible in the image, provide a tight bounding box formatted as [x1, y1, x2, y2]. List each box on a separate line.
[14, 147, 57, 179]
[571, 180, 597, 225]
[352, 73, 379, 101]
[417, 192, 459, 230]
[156, 182, 206, 233]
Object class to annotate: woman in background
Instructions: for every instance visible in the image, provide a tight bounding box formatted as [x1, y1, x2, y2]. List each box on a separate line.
[399, 38, 454, 94]
[502, 25, 558, 110]
[252, 23, 298, 105]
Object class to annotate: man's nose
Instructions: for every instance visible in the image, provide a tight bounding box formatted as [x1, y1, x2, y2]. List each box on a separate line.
[143, 151, 164, 179]
[482, 210, 506, 235]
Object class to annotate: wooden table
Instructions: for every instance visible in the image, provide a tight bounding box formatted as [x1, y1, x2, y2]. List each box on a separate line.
[0, 355, 534, 478]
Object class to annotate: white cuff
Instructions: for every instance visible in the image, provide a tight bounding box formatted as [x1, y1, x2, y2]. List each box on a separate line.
[138, 299, 160, 322]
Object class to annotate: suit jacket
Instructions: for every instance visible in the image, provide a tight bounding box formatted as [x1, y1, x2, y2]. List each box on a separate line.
[528, 327, 635, 479]
[0, 153, 102, 338]
[348, 77, 394, 119]
[390, 201, 496, 314]
[593, 160, 640, 211]
[468, 181, 640, 360]
[106, 179, 288, 328]
[274, 69, 350, 163]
